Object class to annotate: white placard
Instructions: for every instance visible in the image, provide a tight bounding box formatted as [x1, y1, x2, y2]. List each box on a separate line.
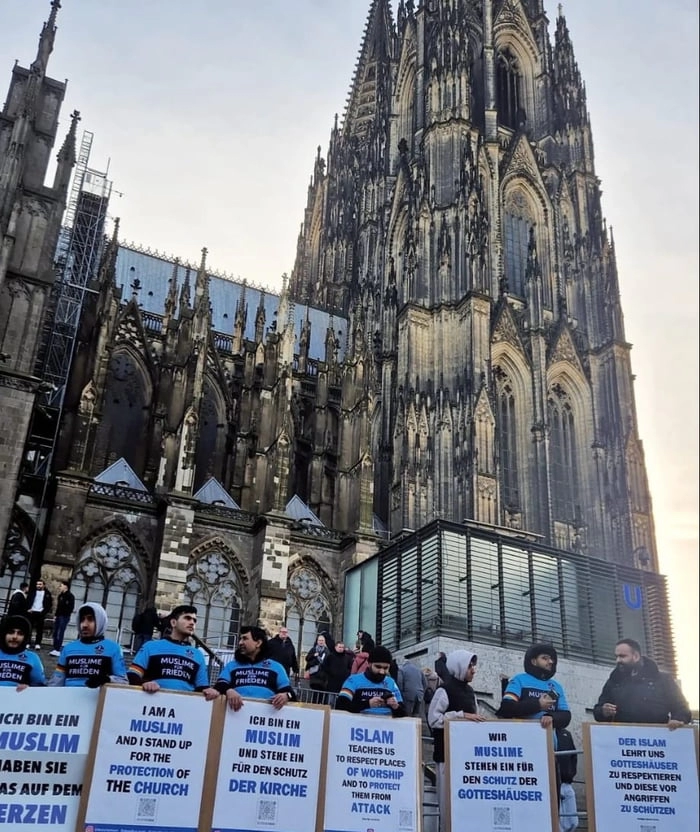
[323, 712, 422, 832]
[210, 699, 328, 832]
[0, 686, 97, 830]
[82, 686, 214, 832]
[446, 720, 557, 832]
[585, 723, 699, 831]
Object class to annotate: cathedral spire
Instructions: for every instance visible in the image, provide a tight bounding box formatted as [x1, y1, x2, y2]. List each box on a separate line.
[179, 267, 192, 312]
[194, 246, 209, 312]
[342, 0, 396, 139]
[32, 0, 61, 76]
[52, 108, 79, 194]
[163, 257, 180, 323]
[552, 8, 589, 130]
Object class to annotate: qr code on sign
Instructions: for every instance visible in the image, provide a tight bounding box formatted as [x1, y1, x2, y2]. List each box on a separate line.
[492, 806, 511, 828]
[257, 799, 278, 825]
[398, 809, 413, 829]
[136, 797, 157, 822]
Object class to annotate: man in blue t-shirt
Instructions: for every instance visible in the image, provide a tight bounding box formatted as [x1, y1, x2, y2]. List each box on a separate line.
[0, 615, 46, 689]
[335, 645, 406, 717]
[214, 625, 295, 710]
[49, 603, 127, 687]
[128, 604, 218, 699]
[496, 642, 571, 733]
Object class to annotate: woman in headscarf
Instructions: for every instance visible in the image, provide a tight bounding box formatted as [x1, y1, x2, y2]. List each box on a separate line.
[427, 650, 485, 832]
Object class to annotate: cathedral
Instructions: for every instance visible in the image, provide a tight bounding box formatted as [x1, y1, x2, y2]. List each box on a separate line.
[0, 1, 673, 694]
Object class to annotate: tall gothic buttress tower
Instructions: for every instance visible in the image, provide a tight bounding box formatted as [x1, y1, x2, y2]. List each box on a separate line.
[0, 1, 77, 550]
[290, 0, 657, 570]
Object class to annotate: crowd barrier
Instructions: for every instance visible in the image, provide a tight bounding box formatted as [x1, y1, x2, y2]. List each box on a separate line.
[0, 686, 696, 832]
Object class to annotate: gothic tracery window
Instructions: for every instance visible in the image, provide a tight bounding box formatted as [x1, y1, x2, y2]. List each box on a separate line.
[93, 351, 150, 477]
[71, 531, 143, 647]
[497, 49, 524, 130]
[185, 549, 242, 649]
[498, 381, 520, 510]
[194, 380, 226, 492]
[548, 386, 579, 520]
[504, 211, 531, 297]
[285, 565, 332, 663]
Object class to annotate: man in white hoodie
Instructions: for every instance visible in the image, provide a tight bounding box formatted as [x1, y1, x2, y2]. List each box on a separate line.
[427, 650, 485, 832]
[48, 603, 127, 687]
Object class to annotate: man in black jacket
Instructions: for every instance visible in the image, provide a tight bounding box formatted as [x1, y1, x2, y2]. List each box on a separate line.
[593, 638, 691, 728]
[50, 580, 75, 656]
[268, 625, 299, 679]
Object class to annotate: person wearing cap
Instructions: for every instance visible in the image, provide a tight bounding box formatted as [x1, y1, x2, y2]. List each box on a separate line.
[0, 615, 46, 689]
[427, 650, 485, 832]
[48, 603, 128, 687]
[128, 604, 218, 699]
[497, 643, 574, 831]
[214, 625, 296, 710]
[335, 645, 406, 717]
[496, 642, 571, 733]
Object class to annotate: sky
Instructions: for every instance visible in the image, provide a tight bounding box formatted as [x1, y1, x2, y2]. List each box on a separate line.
[2, 1, 697, 705]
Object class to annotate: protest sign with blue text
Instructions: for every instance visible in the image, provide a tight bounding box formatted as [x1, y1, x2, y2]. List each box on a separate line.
[79, 686, 217, 832]
[584, 722, 699, 831]
[446, 719, 558, 832]
[322, 712, 422, 832]
[0, 686, 97, 830]
[207, 698, 328, 832]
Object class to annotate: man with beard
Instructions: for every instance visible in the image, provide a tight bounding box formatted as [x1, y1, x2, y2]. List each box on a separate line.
[593, 637, 691, 727]
[427, 650, 485, 832]
[497, 642, 571, 733]
[497, 643, 574, 831]
[335, 645, 406, 717]
[128, 604, 218, 699]
[214, 625, 296, 710]
[49, 603, 127, 687]
[0, 615, 46, 689]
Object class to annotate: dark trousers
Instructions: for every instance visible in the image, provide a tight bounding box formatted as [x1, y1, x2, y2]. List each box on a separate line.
[28, 611, 46, 646]
[52, 615, 70, 651]
[133, 633, 153, 652]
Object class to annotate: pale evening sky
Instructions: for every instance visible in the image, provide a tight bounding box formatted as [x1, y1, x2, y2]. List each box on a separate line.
[2, 1, 697, 706]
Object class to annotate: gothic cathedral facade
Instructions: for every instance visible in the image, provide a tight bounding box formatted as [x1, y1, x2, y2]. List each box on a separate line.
[1, 2, 661, 664]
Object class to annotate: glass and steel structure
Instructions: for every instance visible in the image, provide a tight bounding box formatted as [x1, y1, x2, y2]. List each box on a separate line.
[344, 520, 676, 674]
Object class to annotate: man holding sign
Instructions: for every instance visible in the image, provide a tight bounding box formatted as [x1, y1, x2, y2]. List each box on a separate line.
[49, 602, 127, 687]
[593, 637, 691, 728]
[128, 604, 219, 699]
[214, 625, 296, 710]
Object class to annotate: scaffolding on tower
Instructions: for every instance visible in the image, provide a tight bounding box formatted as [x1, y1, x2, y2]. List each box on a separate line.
[21, 129, 112, 506]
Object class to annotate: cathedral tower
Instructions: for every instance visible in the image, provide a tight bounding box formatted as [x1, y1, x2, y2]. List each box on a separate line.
[0, 1, 76, 552]
[290, 0, 656, 569]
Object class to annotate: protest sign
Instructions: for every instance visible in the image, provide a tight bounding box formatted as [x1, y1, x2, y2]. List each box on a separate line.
[205, 699, 328, 832]
[323, 712, 422, 832]
[446, 719, 557, 832]
[0, 686, 97, 829]
[584, 722, 699, 831]
[78, 685, 218, 832]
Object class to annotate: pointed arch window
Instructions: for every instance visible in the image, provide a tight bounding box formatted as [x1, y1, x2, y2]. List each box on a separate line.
[194, 379, 226, 492]
[548, 387, 579, 520]
[285, 565, 332, 665]
[93, 351, 150, 477]
[185, 549, 243, 649]
[497, 49, 524, 130]
[498, 381, 520, 509]
[71, 531, 144, 647]
[504, 212, 531, 296]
